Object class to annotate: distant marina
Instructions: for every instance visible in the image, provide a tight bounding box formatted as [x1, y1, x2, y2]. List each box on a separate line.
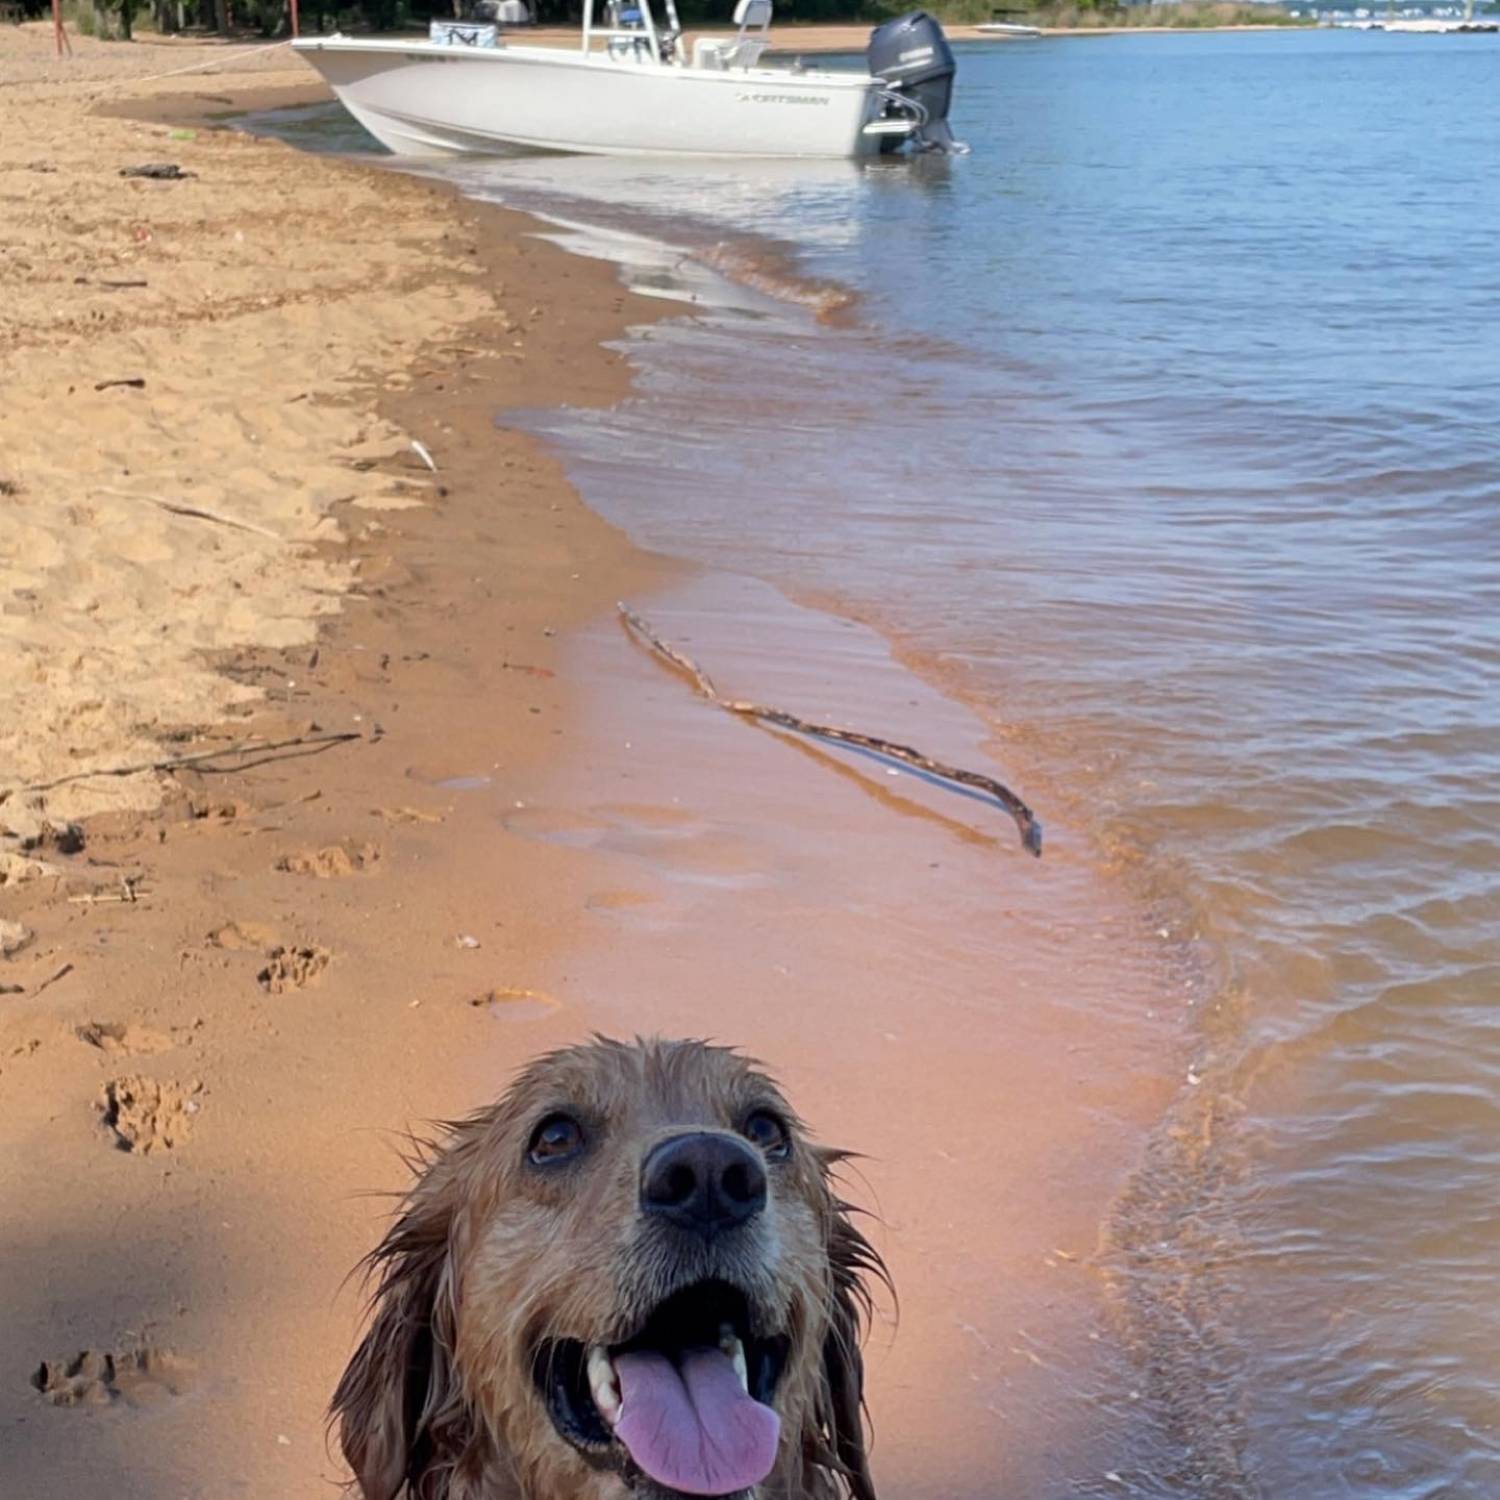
[1316, 0, 1498, 28]
[1333, 15, 1499, 28]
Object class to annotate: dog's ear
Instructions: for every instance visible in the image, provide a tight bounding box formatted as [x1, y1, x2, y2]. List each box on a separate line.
[817, 1177, 890, 1500]
[331, 1143, 475, 1500]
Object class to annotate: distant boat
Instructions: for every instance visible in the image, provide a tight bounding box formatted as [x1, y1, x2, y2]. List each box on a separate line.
[975, 20, 1042, 35]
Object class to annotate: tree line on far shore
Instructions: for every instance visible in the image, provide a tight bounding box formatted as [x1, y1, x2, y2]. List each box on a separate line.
[37, 0, 1308, 43]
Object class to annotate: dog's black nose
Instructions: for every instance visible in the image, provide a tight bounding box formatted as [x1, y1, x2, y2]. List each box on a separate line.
[640, 1131, 767, 1237]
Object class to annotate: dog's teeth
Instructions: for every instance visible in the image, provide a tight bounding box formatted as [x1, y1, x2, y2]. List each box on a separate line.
[586, 1344, 621, 1425]
[719, 1325, 749, 1393]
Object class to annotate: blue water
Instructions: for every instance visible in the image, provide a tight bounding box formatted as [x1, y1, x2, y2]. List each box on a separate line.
[259, 28, 1500, 1497]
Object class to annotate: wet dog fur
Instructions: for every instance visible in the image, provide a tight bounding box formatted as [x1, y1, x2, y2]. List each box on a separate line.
[332, 1036, 888, 1500]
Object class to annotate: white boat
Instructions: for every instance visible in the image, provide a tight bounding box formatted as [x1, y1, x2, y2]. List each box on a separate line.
[291, 3, 964, 160]
[974, 21, 1042, 36]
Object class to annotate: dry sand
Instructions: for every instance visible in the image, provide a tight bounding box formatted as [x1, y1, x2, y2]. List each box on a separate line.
[1, 24, 1179, 1499]
[1, 28, 491, 821]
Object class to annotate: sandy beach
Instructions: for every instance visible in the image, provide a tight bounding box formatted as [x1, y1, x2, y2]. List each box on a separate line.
[1, 24, 1180, 1498]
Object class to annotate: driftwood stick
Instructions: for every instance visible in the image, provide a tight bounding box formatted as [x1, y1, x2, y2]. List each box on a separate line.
[619, 604, 1042, 857]
[97, 486, 283, 542]
[22, 731, 362, 794]
[32, 963, 75, 997]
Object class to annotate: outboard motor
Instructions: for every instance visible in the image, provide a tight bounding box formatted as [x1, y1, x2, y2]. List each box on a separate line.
[866, 10, 966, 155]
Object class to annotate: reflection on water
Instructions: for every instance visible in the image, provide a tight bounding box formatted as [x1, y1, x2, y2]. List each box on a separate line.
[435, 148, 955, 313]
[241, 97, 949, 311]
[238, 98, 383, 155]
[251, 33, 1500, 1496]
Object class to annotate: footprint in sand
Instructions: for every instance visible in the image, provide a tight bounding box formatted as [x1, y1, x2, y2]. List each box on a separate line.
[257, 944, 330, 994]
[501, 807, 606, 848]
[580, 888, 680, 936]
[188, 796, 253, 824]
[275, 841, 380, 878]
[207, 920, 280, 951]
[503, 805, 767, 890]
[584, 890, 659, 913]
[468, 987, 561, 1022]
[74, 1021, 174, 1057]
[404, 763, 492, 793]
[206, 924, 332, 994]
[32, 1347, 195, 1408]
[0, 849, 53, 887]
[0, 917, 33, 957]
[375, 805, 446, 825]
[98, 1075, 202, 1154]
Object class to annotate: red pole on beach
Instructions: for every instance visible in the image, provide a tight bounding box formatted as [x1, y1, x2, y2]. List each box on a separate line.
[51, 0, 64, 55]
[289, 0, 299, 36]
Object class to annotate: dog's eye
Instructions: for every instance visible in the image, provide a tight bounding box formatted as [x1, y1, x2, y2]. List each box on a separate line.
[528, 1114, 585, 1166]
[743, 1110, 790, 1161]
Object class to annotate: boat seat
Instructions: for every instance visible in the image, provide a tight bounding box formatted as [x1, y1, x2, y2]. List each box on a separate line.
[696, 0, 770, 70]
[691, 37, 731, 68]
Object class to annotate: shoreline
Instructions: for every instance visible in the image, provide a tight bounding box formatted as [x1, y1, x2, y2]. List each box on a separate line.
[2, 29, 1180, 1498]
[1, 31, 682, 1494]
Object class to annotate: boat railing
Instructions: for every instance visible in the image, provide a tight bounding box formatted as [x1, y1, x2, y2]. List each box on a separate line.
[582, 0, 684, 63]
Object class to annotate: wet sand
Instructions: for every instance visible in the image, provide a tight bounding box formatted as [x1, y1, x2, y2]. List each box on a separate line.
[1, 25, 1176, 1499]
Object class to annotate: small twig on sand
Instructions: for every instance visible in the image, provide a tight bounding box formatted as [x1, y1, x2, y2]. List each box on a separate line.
[68, 876, 144, 906]
[619, 604, 1042, 857]
[22, 732, 362, 795]
[96, 486, 282, 542]
[94, 377, 146, 391]
[119, 163, 197, 181]
[33, 963, 75, 998]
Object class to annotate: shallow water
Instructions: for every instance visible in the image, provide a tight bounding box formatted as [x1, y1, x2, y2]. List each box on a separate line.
[256, 30, 1500, 1495]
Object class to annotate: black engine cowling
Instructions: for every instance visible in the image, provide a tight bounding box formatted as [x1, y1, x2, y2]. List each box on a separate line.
[866, 11, 964, 154]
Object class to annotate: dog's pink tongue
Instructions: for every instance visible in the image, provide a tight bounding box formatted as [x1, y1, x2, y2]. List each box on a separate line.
[612, 1348, 780, 1497]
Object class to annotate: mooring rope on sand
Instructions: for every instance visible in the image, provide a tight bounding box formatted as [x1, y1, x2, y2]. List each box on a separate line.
[85, 37, 292, 98]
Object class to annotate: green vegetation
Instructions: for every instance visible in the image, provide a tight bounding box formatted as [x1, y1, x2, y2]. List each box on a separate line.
[59, 0, 136, 38]
[58, 0, 401, 36]
[60, 0, 207, 38]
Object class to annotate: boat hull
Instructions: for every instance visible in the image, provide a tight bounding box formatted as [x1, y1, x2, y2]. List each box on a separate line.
[291, 39, 889, 159]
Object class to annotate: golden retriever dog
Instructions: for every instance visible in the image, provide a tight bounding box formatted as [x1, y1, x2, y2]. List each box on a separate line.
[333, 1036, 888, 1500]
